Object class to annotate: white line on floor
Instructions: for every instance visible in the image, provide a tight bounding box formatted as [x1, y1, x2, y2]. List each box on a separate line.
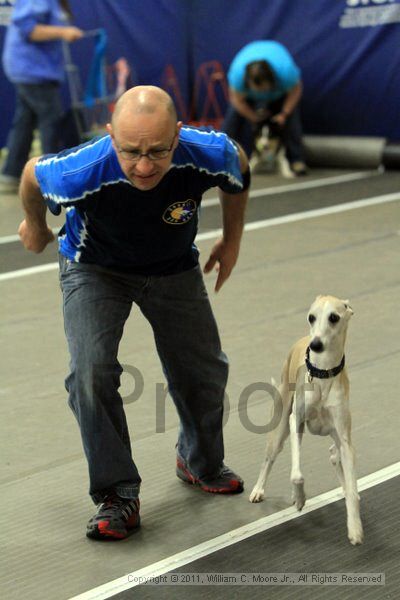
[0, 225, 60, 245]
[201, 169, 379, 208]
[0, 262, 60, 281]
[69, 461, 400, 600]
[1, 190, 399, 283]
[199, 190, 400, 240]
[0, 170, 379, 245]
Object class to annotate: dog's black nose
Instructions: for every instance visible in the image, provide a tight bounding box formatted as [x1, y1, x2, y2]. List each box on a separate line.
[310, 337, 324, 353]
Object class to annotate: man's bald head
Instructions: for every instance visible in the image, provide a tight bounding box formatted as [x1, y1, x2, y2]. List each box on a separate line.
[107, 86, 182, 191]
[111, 86, 177, 133]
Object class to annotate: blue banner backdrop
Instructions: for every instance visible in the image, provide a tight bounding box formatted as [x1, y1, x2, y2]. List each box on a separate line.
[1, 0, 399, 148]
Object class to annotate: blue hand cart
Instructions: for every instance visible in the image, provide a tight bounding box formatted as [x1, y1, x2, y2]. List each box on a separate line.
[62, 28, 116, 141]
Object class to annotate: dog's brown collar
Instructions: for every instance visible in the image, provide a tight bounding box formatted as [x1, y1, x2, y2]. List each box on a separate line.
[305, 346, 345, 382]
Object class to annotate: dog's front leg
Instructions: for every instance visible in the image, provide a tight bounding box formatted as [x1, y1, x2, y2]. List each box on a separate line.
[289, 395, 306, 510]
[249, 404, 291, 503]
[340, 439, 363, 545]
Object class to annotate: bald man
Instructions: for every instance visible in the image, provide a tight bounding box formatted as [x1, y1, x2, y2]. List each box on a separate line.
[18, 86, 250, 541]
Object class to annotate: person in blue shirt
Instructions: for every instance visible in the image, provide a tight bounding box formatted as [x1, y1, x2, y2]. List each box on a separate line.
[0, 0, 83, 192]
[222, 40, 307, 176]
[18, 85, 250, 541]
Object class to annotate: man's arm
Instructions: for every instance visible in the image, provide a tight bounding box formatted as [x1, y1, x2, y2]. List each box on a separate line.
[271, 81, 303, 126]
[203, 146, 249, 292]
[18, 157, 55, 253]
[229, 89, 267, 123]
[29, 24, 83, 43]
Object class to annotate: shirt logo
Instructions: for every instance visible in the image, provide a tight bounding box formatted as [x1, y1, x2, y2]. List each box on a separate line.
[162, 199, 197, 225]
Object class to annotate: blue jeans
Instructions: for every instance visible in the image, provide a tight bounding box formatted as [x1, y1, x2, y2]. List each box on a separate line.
[2, 82, 63, 178]
[59, 257, 229, 503]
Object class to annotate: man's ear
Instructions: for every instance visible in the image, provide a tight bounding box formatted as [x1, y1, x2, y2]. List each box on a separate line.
[175, 121, 183, 144]
[107, 123, 117, 151]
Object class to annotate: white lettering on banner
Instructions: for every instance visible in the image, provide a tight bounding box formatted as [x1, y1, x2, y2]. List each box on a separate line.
[347, 0, 396, 6]
[340, 0, 400, 27]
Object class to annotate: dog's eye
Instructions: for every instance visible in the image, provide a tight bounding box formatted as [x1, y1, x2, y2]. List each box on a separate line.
[308, 314, 316, 324]
[329, 313, 340, 324]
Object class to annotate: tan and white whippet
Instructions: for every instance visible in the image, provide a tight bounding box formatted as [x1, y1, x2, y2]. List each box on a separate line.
[249, 295, 363, 545]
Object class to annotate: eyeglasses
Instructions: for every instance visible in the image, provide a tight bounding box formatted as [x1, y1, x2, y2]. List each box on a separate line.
[116, 134, 177, 162]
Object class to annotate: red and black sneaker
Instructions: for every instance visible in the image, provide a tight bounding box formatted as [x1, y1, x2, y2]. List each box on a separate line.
[86, 493, 140, 540]
[176, 456, 244, 494]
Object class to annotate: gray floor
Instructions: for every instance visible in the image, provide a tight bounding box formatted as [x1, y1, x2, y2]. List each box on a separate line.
[130, 476, 399, 600]
[1, 167, 399, 600]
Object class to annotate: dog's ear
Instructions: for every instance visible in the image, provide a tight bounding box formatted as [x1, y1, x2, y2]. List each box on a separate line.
[343, 299, 354, 316]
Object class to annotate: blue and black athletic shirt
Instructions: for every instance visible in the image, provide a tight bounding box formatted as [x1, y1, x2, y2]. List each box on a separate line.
[35, 126, 244, 276]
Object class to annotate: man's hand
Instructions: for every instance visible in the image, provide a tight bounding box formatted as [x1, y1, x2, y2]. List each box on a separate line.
[271, 112, 287, 127]
[204, 237, 240, 292]
[61, 26, 84, 43]
[18, 219, 55, 253]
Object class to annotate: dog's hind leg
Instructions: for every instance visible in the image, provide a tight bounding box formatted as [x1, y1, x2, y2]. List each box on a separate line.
[249, 401, 291, 503]
[289, 401, 306, 511]
[331, 409, 364, 545]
